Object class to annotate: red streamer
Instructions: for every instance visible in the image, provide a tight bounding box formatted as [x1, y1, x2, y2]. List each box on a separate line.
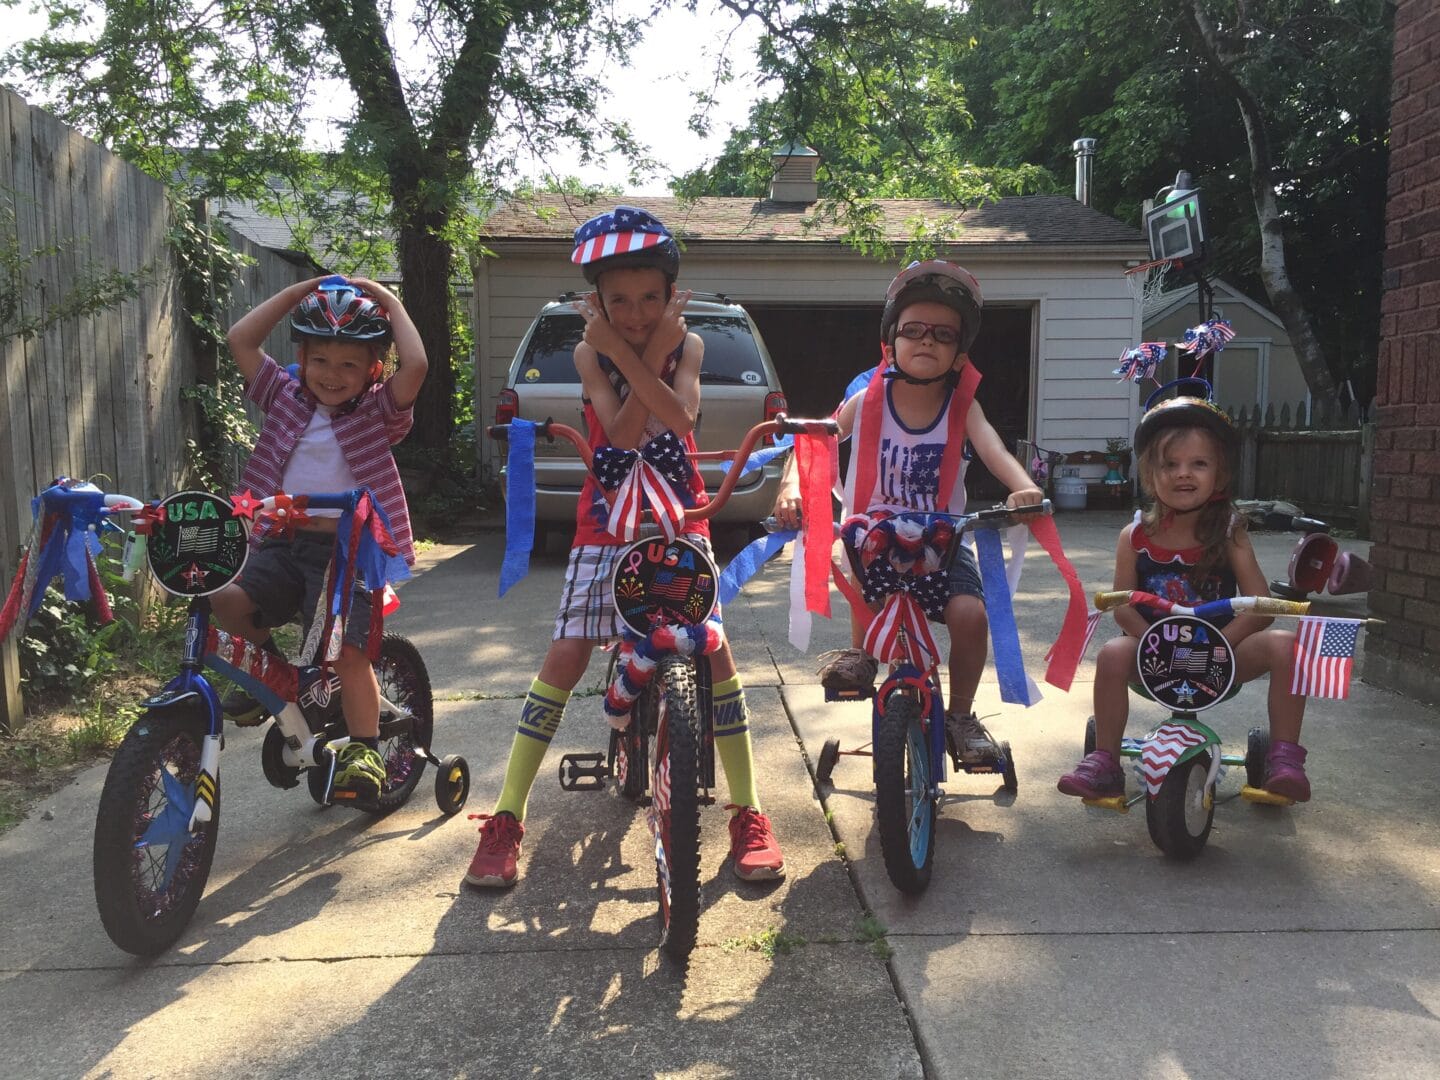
[795, 431, 834, 618]
[1029, 515, 1090, 691]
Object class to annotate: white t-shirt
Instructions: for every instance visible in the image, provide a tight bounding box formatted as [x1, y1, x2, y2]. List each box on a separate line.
[278, 405, 359, 518]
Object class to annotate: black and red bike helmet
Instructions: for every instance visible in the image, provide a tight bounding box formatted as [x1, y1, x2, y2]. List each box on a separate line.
[290, 276, 391, 384]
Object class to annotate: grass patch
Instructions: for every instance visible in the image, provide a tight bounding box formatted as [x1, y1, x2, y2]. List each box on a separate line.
[858, 915, 892, 960]
[721, 926, 807, 959]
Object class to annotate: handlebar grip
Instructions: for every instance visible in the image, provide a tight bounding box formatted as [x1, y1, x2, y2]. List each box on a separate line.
[774, 416, 841, 436]
[1251, 596, 1311, 617]
[1094, 590, 1131, 612]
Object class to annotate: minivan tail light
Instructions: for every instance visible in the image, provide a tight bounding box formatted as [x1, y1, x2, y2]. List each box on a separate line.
[495, 388, 519, 427]
[763, 391, 788, 446]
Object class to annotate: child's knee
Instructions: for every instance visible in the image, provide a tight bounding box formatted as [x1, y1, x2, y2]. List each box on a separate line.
[1095, 636, 1135, 678]
[945, 595, 986, 634]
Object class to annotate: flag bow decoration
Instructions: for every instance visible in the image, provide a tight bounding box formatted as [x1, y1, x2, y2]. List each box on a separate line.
[842, 513, 954, 671]
[594, 430, 694, 542]
[0, 480, 119, 643]
[281, 489, 410, 666]
[1133, 723, 1211, 797]
[1178, 318, 1236, 358]
[1114, 342, 1168, 384]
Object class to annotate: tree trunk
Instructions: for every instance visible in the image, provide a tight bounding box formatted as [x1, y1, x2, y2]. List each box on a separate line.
[1187, 1, 1338, 400]
[396, 219, 454, 449]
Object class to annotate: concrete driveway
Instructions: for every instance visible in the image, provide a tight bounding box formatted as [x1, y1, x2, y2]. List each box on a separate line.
[2, 511, 1437, 1079]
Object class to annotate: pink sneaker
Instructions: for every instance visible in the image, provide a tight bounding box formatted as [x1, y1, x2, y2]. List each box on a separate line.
[1057, 750, 1125, 799]
[726, 805, 786, 881]
[1263, 741, 1311, 802]
[464, 812, 524, 887]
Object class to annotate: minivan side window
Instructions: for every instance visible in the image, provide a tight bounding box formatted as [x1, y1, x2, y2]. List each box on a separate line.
[516, 312, 765, 385]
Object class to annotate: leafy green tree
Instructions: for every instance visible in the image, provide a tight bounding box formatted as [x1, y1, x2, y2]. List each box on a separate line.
[3, 0, 650, 448]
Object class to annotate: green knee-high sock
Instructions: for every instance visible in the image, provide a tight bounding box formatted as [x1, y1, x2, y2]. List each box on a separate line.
[494, 677, 571, 820]
[712, 674, 760, 812]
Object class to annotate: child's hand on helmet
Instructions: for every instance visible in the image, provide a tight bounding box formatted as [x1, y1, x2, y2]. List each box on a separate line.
[1005, 486, 1044, 510]
[348, 276, 397, 311]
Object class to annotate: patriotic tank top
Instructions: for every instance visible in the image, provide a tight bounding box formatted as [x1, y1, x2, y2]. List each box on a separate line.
[1131, 527, 1238, 627]
[843, 379, 970, 516]
[573, 345, 710, 547]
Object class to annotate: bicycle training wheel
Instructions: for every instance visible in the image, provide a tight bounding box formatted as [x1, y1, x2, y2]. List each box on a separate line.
[93, 707, 220, 955]
[873, 693, 936, 893]
[650, 656, 702, 962]
[371, 634, 431, 813]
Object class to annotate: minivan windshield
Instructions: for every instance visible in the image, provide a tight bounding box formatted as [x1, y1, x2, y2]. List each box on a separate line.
[516, 312, 769, 386]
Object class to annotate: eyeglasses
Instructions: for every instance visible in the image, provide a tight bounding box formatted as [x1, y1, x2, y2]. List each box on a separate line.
[896, 320, 962, 346]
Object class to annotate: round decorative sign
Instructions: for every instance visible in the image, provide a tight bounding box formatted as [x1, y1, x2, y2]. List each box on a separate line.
[1135, 615, 1236, 713]
[146, 491, 249, 597]
[610, 536, 719, 636]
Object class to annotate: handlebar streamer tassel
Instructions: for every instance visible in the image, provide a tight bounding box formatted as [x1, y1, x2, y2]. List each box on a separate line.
[0, 481, 114, 643]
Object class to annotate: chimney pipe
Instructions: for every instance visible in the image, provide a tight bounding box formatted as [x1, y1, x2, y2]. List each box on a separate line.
[1073, 138, 1096, 206]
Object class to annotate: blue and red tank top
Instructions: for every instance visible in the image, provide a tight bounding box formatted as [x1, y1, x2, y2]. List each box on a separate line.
[1131, 526, 1238, 627]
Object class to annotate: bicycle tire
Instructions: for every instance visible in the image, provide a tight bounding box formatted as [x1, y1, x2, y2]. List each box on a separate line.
[874, 692, 936, 894]
[651, 656, 702, 962]
[93, 707, 219, 955]
[371, 634, 431, 812]
[1146, 753, 1214, 860]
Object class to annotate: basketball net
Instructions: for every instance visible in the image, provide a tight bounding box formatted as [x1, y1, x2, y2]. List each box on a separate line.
[1124, 258, 1175, 311]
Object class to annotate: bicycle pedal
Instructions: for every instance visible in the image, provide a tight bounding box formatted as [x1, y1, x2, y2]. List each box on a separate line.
[329, 787, 379, 811]
[1081, 795, 1129, 813]
[559, 752, 609, 791]
[1240, 784, 1295, 807]
[823, 686, 874, 703]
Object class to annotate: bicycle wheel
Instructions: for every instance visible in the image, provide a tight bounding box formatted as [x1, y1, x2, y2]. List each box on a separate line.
[1146, 752, 1215, 860]
[649, 656, 702, 962]
[93, 707, 219, 955]
[371, 634, 431, 812]
[873, 692, 936, 894]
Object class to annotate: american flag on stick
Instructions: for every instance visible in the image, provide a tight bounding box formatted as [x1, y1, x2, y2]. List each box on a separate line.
[1290, 617, 1361, 699]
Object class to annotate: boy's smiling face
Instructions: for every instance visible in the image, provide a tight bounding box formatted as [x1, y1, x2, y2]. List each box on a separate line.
[890, 299, 964, 382]
[596, 266, 670, 351]
[300, 339, 377, 406]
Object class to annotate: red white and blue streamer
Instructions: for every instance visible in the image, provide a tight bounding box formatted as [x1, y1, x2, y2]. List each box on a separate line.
[603, 619, 726, 727]
[0, 480, 117, 643]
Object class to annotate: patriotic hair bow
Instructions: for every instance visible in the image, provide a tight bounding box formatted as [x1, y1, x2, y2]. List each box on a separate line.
[1178, 318, 1236, 357]
[1114, 342, 1168, 384]
[0, 480, 118, 643]
[593, 431, 694, 542]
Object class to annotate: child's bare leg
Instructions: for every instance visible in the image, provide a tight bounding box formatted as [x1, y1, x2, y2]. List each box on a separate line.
[210, 583, 268, 642]
[1234, 629, 1306, 743]
[943, 594, 987, 715]
[537, 638, 598, 692]
[335, 644, 380, 739]
[1092, 635, 1138, 758]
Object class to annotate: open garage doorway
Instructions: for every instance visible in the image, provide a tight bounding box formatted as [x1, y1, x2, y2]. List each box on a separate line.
[746, 302, 1035, 502]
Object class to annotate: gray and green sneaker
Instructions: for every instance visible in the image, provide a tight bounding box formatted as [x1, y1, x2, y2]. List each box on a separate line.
[332, 742, 386, 803]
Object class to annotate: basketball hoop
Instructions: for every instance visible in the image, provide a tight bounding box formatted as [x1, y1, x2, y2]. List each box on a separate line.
[1124, 258, 1175, 310]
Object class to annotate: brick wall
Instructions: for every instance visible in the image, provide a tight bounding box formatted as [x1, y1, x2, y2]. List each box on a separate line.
[1361, 0, 1440, 702]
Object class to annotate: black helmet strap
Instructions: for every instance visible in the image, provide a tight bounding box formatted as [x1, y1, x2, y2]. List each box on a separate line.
[883, 364, 961, 389]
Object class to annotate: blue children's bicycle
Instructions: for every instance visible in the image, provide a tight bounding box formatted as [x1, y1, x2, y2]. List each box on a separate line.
[814, 502, 1051, 894]
[10, 481, 471, 955]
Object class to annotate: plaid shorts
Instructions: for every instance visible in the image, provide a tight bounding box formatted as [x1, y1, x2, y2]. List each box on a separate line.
[554, 535, 718, 642]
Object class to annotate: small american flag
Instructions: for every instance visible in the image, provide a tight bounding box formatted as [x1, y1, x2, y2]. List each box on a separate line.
[1290, 617, 1361, 699]
[1170, 646, 1210, 673]
[649, 572, 694, 601]
[1048, 608, 1104, 664]
[571, 206, 671, 267]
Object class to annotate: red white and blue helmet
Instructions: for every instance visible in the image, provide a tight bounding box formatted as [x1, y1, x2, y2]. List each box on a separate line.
[290, 276, 392, 345]
[572, 206, 680, 285]
[881, 260, 983, 352]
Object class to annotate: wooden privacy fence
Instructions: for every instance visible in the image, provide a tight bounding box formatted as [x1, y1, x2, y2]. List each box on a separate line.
[1228, 400, 1375, 531]
[1, 86, 309, 730]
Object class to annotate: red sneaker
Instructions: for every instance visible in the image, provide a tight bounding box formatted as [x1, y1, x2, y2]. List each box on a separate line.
[464, 812, 524, 888]
[726, 805, 786, 881]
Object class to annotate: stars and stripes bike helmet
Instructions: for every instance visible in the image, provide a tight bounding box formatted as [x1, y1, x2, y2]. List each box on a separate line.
[1134, 377, 1239, 469]
[571, 206, 680, 285]
[880, 260, 983, 353]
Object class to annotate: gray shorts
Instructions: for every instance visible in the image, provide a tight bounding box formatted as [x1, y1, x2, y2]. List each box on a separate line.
[237, 532, 372, 652]
[946, 542, 985, 602]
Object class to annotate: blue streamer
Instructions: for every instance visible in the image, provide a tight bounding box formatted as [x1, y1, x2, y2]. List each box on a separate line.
[974, 528, 1032, 706]
[499, 419, 538, 597]
[738, 436, 792, 480]
[718, 528, 798, 605]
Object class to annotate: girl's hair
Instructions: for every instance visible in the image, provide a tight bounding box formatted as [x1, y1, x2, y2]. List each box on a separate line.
[1137, 425, 1247, 578]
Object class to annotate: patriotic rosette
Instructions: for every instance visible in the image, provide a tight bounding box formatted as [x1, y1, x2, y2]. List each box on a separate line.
[1114, 342, 1168, 384]
[1177, 318, 1236, 358]
[841, 513, 957, 670]
[594, 431, 693, 542]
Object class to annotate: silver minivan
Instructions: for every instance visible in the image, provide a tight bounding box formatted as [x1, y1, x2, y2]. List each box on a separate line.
[496, 292, 789, 544]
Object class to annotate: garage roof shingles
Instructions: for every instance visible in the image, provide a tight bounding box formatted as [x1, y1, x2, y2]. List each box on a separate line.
[482, 194, 1142, 246]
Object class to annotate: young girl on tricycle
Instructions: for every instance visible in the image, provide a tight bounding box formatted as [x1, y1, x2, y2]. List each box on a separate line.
[1057, 385, 1312, 804]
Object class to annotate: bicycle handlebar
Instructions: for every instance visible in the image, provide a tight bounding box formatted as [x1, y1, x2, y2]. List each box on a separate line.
[488, 414, 840, 523]
[1093, 590, 1312, 618]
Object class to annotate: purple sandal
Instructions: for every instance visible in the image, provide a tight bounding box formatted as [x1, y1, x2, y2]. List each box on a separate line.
[1263, 740, 1311, 802]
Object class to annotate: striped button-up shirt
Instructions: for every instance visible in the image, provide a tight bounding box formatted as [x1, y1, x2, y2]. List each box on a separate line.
[239, 355, 416, 564]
